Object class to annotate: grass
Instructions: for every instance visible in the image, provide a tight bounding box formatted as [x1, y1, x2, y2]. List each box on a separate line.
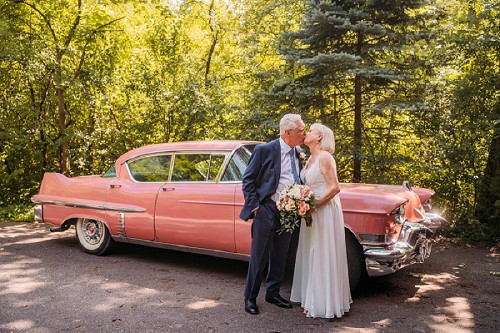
[0, 204, 35, 222]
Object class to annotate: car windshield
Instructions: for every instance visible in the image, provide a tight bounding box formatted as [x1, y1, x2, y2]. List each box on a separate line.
[221, 144, 257, 181]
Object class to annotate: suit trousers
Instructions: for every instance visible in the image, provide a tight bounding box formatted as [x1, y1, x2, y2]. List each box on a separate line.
[244, 199, 292, 300]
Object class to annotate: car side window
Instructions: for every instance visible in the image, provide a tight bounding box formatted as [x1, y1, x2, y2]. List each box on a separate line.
[221, 146, 253, 181]
[171, 153, 227, 182]
[102, 164, 116, 178]
[128, 155, 171, 182]
[209, 154, 226, 181]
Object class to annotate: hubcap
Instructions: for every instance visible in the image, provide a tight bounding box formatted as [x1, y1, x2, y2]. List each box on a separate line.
[82, 219, 103, 245]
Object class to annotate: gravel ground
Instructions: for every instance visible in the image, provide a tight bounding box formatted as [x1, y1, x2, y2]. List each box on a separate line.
[0, 221, 499, 333]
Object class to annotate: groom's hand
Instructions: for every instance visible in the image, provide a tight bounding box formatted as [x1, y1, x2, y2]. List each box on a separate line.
[252, 207, 259, 218]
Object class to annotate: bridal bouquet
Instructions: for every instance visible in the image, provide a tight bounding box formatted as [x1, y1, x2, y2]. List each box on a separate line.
[276, 184, 316, 234]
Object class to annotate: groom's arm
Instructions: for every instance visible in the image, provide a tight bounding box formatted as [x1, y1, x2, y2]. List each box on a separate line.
[241, 144, 264, 219]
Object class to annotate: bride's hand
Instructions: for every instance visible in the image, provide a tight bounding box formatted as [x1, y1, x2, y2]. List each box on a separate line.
[313, 197, 323, 209]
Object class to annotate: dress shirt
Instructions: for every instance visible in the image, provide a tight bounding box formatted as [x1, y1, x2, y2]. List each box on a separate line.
[273, 138, 300, 201]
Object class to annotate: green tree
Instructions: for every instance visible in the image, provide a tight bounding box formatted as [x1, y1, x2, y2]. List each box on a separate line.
[264, 0, 436, 183]
[447, 0, 499, 238]
[2, 0, 121, 175]
[476, 119, 500, 227]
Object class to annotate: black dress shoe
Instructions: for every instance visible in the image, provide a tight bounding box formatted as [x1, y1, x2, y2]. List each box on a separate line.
[265, 295, 292, 309]
[245, 298, 259, 315]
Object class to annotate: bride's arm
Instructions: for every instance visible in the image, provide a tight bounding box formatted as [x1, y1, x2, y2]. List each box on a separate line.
[315, 153, 341, 208]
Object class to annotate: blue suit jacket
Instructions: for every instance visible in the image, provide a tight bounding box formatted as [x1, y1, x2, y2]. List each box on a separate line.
[240, 139, 302, 221]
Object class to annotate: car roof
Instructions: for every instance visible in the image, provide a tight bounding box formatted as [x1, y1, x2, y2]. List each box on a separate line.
[116, 140, 262, 164]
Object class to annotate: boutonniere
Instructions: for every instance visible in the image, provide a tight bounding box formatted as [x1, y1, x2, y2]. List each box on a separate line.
[299, 152, 307, 168]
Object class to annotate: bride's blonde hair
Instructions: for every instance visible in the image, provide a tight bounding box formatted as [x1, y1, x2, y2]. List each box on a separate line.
[311, 123, 335, 154]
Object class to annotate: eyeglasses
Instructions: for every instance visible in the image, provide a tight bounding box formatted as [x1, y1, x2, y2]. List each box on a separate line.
[293, 127, 306, 134]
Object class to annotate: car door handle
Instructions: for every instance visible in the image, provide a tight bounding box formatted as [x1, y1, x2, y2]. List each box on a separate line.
[162, 187, 175, 192]
[110, 184, 122, 189]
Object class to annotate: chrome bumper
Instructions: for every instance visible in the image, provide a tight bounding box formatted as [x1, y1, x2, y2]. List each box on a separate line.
[364, 220, 438, 277]
[423, 212, 447, 233]
[34, 205, 44, 223]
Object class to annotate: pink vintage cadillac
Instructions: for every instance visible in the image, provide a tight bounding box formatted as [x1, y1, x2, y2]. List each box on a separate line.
[32, 140, 445, 290]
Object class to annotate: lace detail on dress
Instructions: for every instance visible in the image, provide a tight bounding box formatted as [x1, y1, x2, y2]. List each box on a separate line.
[302, 159, 328, 198]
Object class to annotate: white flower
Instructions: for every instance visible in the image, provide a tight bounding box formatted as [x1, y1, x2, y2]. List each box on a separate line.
[299, 152, 306, 159]
[289, 186, 301, 199]
[275, 184, 316, 234]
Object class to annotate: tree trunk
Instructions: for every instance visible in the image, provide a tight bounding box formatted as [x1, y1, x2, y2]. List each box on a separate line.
[353, 74, 362, 183]
[205, 0, 218, 87]
[40, 130, 48, 174]
[475, 119, 500, 224]
[56, 86, 70, 176]
[353, 33, 363, 183]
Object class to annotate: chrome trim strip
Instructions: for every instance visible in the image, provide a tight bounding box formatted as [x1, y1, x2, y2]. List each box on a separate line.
[112, 236, 250, 262]
[413, 207, 425, 219]
[125, 150, 232, 184]
[31, 198, 145, 213]
[358, 233, 391, 245]
[214, 152, 232, 182]
[117, 212, 126, 236]
[342, 208, 396, 215]
[178, 200, 234, 206]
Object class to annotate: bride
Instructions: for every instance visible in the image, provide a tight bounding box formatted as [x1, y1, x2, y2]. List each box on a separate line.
[290, 123, 352, 318]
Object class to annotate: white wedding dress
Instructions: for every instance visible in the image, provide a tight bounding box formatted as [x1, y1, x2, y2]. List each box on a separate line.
[290, 157, 352, 318]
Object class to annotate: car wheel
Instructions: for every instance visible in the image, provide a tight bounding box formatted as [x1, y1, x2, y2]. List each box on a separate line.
[76, 218, 112, 255]
[345, 229, 366, 292]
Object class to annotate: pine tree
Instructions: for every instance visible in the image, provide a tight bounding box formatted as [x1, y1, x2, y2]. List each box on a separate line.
[272, 0, 433, 182]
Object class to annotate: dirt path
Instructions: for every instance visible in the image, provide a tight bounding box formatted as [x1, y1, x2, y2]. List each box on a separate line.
[0, 221, 499, 333]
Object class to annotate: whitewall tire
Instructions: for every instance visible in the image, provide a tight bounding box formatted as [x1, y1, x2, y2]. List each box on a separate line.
[76, 218, 112, 255]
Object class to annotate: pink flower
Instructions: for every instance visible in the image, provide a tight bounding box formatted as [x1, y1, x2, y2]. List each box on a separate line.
[298, 207, 307, 216]
[275, 184, 316, 234]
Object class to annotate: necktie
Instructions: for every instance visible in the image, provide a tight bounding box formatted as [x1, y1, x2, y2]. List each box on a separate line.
[289, 149, 300, 184]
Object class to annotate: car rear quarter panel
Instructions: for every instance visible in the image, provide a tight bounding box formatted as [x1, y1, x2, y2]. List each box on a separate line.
[33, 173, 111, 228]
[42, 205, 107, 228]
[104, 178, 160, 240]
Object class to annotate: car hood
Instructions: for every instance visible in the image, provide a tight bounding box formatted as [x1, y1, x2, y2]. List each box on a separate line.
[339, 183, 426, 222]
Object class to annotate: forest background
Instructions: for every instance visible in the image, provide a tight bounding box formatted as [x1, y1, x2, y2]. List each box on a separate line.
[0, 0, 498, 243]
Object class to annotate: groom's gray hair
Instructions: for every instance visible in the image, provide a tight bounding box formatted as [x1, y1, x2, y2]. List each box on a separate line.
[279, 114, 302, 135]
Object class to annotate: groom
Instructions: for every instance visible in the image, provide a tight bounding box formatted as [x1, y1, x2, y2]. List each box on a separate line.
[240, 114, 306, 315]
